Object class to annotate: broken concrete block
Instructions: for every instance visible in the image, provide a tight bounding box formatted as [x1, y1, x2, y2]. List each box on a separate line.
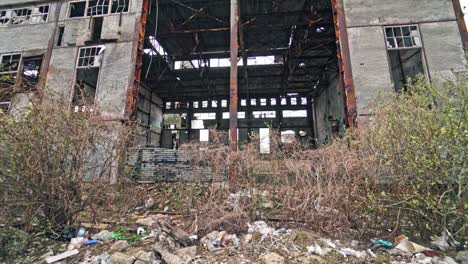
[136, 216, 157, 227]
[108, 252, 134, 264]
[174, 245, 197, 261]
[110, 240, 129, 252]
[153, 243, 183, 264]
[133, 250, 156, 262]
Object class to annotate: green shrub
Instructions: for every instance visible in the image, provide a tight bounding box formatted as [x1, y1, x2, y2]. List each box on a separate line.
[366, 76, 467, 242]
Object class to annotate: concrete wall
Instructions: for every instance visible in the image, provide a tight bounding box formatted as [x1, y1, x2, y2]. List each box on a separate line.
[343, 0, 466, 116]
[314, 65, 346, 145]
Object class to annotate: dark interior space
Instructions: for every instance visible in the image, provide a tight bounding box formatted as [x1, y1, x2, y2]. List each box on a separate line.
[138, 0, 345, 149]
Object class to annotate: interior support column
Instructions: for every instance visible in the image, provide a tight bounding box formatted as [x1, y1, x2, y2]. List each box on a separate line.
[229, 0, 239, 186]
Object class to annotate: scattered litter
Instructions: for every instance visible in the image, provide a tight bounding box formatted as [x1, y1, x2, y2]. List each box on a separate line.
[92, 230, 114, 242]
[247, 221, 274, 237]
[396, 240, 429, 254]
[307, 243, 331, 256]
[338, 247, 367, 258]
[45, 249, 79, 264]
[83, 239, 98, 246]
[137, 227, 146, 236]
[374, 239, 393, 248]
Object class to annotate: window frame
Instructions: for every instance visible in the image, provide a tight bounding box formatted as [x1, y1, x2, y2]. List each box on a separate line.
[384, 24, 423, 50]
[67, 0, 130, 19]
[383, 24, 430, 90]
[0, 53, 23, 75]
[0, 5, 50, 27]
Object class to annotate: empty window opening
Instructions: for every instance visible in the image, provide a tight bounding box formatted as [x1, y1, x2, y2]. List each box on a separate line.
[223, 112, 246, 119]
[73, 46, 104, 111]
[0, 54, 21, 75]
[221, 100, 227, 107]
[260, 98, 267, 106]
[250, 98, 256, 106]
[301, 97, 307, 105]
[280, 98, 287, 105]
[270, 98, 277, 106]
[283, 110, 307, 118]
[211, 100, 217, 108]
[202, 101, 208, 108]
[240, 99, 247, 106]
[290, 97, 297, 105]
[174, 56, 282, 70]
[259, 128, 270, 154]
[193, 101, 199, 108]
[199, 129, 209, 142]
[22, 56, 42, 83]
[69, 1, 87, 18]
[253, 111, 276, 119]
[165, 102, 171, 109]
[385, 25, 426, 91]
[194, 112, 216, 120]
[91, 17, 104, 40]
[56, 26, 65, 46]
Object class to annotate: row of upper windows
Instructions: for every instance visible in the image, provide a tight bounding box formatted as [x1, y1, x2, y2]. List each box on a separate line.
[0, 5, 49, 26]
[0, 0, 130, 27]
[68, 0, 130, 18]
[165, 97, 309, 110]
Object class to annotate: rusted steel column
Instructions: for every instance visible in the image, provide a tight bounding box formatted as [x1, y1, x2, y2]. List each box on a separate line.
[126, 0, 150, 118]
[229, 0, 239, 186]
[452, 0, 468, 52]
[331, 0, 357, 127]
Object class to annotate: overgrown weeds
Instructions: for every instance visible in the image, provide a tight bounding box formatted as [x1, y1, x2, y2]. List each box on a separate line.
[180, 77, 467, 243]
[0, 97, 136, 234]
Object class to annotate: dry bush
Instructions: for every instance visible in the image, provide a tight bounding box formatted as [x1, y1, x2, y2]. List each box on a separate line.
[180, 130, 377, 238]
[0, 96, 136, 234]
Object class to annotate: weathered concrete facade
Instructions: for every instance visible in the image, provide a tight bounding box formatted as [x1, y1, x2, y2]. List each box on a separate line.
[0, 0, 466, 150]
[343, 0, 466, 117]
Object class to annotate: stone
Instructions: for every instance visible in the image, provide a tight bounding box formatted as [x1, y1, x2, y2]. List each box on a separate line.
[136, 216, 157, 227]
[0, 227, 31, 261]
[108, 252, 134, 264]
[338, 248, 367, 258]
[174, 246, 197, 261]
[110, 240, 129, 252]
[261, 252, 285, 264]
[145, 197, 155, 209]
[134, 250, 155, 262]
[308, 243, 331, 257]
[456, 251, 468, 263]
[435, 256, 457, 264]
[153, 243, 183, 264]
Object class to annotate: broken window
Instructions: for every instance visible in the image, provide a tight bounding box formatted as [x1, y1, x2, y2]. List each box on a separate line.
[0, 10, 11, 26]
[31, 5, 49, 23]
[0, 54, 22, 75]
[22, 56, 42, 83]
[282, 110, 307, 118]
[88, 0, 110, 16]
[73, 46, 104, 111]
[111, 0, 129, 13]
[69, 1, 87, 17]
[56, 26, 65, 46]
[384, 25, 426, 91]
[11, 8, 32, 25]
[0, 5, 48, 26]
[91, 17, 104, 40]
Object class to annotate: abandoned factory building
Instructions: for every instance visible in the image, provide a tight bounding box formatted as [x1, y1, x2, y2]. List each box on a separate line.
[0, 0, 466, 149]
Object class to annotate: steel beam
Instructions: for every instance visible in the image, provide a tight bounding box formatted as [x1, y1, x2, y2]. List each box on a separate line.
[331, 0, 357, 127]
[229, 0, 239, 187]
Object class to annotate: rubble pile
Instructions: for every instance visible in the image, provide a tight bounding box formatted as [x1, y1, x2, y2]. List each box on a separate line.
[1, 201, 466, 264]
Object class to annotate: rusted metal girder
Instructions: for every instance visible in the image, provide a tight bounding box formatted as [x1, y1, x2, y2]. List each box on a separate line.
[229, 0, 239, 187]
[126, 0, 150, 117]
[331, 0, 357, 127]
[452, 0, 468, 52]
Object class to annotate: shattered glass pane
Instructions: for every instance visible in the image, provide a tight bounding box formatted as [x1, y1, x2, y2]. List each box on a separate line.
[87, 0, 110, 16]
[111, 0, 130, 13]
[0, 10, 10, 25]
[11, 8, 32, 25]
[0, 54, 22, 73]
